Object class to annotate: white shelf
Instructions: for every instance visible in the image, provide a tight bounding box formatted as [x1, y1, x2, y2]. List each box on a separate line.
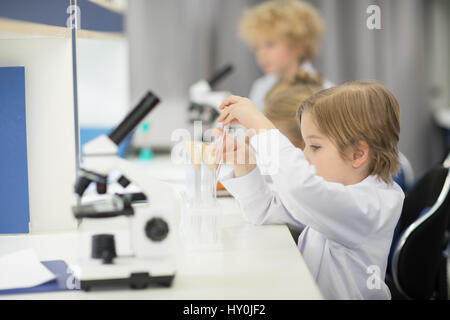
[88, 0, 127, 14]
[0, 18, 125, 41]
[0, 18, 71, 39]
[75, 29, 124, 40]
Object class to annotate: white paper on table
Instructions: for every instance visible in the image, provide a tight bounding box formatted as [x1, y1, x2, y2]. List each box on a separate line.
[0, 248, 56, 290]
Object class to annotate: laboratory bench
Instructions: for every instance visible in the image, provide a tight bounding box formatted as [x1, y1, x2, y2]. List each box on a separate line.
[0, 155, 323, 300]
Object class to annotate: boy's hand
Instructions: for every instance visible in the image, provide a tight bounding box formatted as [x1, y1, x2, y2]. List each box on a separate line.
[217, 95, 276, 135]
[214, 127, 256, 177]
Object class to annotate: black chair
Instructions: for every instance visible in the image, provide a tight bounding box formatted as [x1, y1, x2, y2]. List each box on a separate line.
[387, 161, 450, 300]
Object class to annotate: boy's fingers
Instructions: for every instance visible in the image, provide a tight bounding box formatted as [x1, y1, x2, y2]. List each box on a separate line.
[223, 111, 244, 126]
[219, 95, 240, 106]
[220, 110, 235, 125]
[216, 110, 228, 123]
[219, 95, 243, 110]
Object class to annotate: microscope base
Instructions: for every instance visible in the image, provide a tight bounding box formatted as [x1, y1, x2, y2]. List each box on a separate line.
[72, 256, 176, 292]
[79, 272, 175, 291]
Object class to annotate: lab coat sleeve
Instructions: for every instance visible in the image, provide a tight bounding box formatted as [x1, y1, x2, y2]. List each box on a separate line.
[250, 129, 388, 248]
[220, 166, 306, 232]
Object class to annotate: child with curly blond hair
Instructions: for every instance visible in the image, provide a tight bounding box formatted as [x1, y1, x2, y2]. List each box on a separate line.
[239, 0, 333, 110]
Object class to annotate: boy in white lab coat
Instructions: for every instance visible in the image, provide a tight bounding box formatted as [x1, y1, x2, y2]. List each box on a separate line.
[238, 0, 333, 111]
[215, 81, 405, 300]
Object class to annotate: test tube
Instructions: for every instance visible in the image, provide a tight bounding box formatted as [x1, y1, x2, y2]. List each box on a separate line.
[185, 140, 202, 206]
[201, 142, 218, 205]
[213, 125, 228, 198]
[183, 140, 222, 249]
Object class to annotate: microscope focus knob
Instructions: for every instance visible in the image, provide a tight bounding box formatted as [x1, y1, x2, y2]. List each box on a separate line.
[145, 218, 169, 242]
[91, 234, 117, 264]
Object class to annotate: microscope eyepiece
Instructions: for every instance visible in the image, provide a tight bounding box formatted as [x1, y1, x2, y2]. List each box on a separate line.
[207, 64, 234, 88]
[108, 91, 160, 146]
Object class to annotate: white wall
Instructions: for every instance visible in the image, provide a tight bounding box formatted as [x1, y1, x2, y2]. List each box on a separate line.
[76, 37, 130, 128]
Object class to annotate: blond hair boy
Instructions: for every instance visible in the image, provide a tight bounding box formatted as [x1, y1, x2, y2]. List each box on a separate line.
[216, 81, 405, 299]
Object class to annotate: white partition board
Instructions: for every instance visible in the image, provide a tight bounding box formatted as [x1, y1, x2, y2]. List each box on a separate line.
[0, 38, 78, 233]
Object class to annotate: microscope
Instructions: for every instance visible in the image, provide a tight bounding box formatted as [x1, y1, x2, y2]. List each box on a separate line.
[187, 64, 234, 140]
[71, 91, 179, 291]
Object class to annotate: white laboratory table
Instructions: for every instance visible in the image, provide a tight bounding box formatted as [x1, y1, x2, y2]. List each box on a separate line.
[0, 156, 323, 300]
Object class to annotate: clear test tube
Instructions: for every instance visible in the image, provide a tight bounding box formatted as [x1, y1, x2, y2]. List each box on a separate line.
[213, 125, 229, 195]
[185, 140, 202, 206]
[183, 141, 200, 247]
[182, 141, 222, 250]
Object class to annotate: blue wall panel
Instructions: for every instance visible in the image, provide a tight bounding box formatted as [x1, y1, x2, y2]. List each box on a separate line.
[0, 67, 30, 234]
[0, 0, 124, 33]
[0, 0, 70, 28]
[77, 0, 124, 33]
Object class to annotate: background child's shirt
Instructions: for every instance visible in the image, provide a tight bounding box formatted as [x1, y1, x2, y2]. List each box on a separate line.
[248, 61, 335, 111]
[220, 129, 405, 299]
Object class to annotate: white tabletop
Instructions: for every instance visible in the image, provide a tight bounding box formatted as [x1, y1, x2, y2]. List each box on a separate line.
[0, 157, 323, 300]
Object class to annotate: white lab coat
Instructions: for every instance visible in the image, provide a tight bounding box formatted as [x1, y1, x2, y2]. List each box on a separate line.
[249, 61, 335, 111]
[220, 130, 405, 300]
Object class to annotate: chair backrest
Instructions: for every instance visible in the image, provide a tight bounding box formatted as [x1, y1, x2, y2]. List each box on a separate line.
[391, 166, 450, 299]
[393, 152, 415, 192]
